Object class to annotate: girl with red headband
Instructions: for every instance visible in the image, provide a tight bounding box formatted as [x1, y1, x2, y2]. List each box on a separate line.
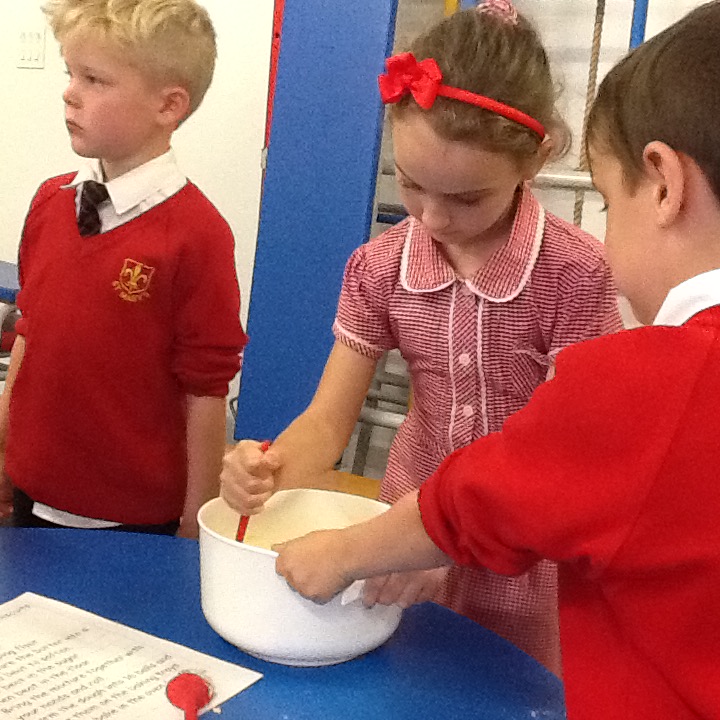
[222, 1, 621, 673]
[276, 3, 720, 715]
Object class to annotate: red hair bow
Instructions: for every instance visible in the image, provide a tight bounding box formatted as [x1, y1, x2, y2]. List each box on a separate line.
[378, 51, 546, 139]
[378, 52, 443, 110]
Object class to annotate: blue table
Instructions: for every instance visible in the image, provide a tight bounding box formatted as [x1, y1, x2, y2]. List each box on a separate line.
[0, 260, 18, 304]
[0, 528, 566, 718]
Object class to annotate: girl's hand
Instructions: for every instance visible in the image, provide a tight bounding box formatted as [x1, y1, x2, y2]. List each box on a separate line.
[362, 566, 449, 608]
[274, 529, 354, 604]
[220, 440, 281, 515]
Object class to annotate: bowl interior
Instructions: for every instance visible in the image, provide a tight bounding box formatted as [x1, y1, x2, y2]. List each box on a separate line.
[200, 488, 390, 551]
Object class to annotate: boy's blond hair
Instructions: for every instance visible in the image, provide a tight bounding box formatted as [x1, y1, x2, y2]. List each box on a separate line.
[43, 0, 216, 117]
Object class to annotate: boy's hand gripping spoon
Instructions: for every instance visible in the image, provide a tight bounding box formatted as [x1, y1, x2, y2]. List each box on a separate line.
[166, 672, 213, 720]
[235, 440, 272, 542]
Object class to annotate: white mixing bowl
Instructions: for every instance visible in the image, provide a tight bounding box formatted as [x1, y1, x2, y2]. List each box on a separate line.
[197, 489, 403, 666]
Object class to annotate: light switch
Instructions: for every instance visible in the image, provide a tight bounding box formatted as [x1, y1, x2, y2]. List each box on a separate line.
[18, 26, 46, 69]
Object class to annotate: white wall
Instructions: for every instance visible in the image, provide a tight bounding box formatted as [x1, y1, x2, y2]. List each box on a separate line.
[0, 0, 274, 325]
[516, 0, 707, 242]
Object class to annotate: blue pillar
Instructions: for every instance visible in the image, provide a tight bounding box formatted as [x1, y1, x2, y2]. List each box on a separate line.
[630, 0, 649, 48]
[235, 0, 399, 440]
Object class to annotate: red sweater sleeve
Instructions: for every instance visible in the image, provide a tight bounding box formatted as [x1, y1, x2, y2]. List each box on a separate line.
[170, 190, 247, 397]
[15, 175, 75, 337]
[418, 325, 712, 576]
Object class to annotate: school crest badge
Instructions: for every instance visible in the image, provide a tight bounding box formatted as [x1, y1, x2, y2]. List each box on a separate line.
[113, 258, 155, 302]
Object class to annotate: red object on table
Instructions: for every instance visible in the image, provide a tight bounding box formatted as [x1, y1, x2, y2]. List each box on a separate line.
[235, 440, 272, 542]
[166, 672, 213, 720]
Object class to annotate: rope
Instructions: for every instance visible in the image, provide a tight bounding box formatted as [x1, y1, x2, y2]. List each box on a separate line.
[573, 0, 606, 226]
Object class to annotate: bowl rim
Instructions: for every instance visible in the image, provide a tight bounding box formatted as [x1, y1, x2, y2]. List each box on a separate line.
[197, 489, 390, 559]
[198, 497, 279, 558]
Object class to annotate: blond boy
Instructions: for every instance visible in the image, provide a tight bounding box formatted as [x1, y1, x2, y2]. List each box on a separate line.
[0, 0, 246, 536]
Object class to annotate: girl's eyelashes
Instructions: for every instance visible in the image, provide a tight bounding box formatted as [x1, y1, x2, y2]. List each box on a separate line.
[396, 173, 485, 206]
[397, 177, 420, 191]
[452, 195, 482, 207]
[397, 178, 483, 205]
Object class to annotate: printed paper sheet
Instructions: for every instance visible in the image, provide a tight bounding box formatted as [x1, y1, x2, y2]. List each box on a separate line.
[0, 593, 262, 719]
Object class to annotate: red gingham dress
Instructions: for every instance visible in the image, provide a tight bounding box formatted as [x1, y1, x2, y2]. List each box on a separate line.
[333, 187, 623, 672]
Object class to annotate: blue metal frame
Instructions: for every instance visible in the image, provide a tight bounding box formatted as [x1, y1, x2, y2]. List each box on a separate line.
[0, 261, 19, 304]
[234, 0, 399, 440]
[630, 0, 650, 48]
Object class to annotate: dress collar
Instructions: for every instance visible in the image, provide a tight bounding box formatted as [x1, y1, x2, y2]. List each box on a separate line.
[654, 268, 720, 327]
[62, 149, 185, 215]
[399, 184, 545, 302]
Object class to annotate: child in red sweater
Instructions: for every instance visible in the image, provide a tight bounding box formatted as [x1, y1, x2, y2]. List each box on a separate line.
[0, 0, 246, 537]
[274, 2, 720, 717]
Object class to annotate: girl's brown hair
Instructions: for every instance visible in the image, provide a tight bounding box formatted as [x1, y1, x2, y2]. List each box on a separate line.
[587, 0, 720, 200]
[391, 6, 569, 162]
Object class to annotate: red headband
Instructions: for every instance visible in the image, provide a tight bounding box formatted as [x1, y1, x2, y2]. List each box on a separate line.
[378, 52, 546, 140]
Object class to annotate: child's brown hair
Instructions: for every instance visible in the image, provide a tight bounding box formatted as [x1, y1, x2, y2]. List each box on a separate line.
[391, 6, 569, 163]
[587, 0, 720, 200]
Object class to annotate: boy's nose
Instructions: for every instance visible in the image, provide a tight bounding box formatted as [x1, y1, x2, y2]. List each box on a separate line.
[63, 83, 80, 107]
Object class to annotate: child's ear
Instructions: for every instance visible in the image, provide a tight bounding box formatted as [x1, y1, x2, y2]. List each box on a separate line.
[520, 138, 554, 180]
[158, 86, 191, 129]
[537, 137, 554, 167]
[641, 141, 684, 227]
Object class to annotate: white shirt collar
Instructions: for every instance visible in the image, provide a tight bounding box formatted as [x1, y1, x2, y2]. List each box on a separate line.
[653, 268, 720, 327]
[63, 149, 186, 215]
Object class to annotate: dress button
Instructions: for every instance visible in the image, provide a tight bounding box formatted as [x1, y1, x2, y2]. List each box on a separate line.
[458, 352, 471, 367]
[462, 405, 474, 418]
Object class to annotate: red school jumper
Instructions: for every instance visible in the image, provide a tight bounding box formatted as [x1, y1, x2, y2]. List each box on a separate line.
[419, 307, 720, 719]
[6, 175, 247, 525]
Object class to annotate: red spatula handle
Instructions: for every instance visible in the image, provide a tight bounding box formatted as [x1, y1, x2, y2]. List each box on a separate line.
[235, 513, 251, 542]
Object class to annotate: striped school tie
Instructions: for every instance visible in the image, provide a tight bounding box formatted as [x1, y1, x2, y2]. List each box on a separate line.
[77, 180, 109, 236]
